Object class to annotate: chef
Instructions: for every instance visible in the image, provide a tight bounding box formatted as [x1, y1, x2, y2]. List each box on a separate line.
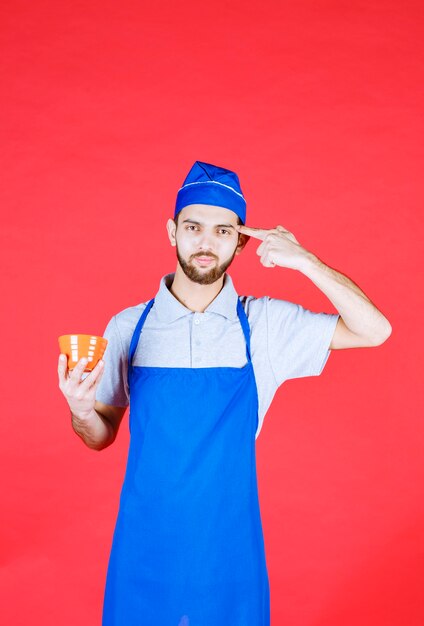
[58, 160, 392, 626]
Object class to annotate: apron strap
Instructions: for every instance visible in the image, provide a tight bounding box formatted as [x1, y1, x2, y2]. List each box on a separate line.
[236, 297, 252, 363]
[128, 298, 155, 388]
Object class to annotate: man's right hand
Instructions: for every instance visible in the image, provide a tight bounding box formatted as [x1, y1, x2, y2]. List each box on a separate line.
[58, 354, 105, 420]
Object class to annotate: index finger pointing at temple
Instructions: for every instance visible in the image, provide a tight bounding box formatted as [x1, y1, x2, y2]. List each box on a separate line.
[236, 225, 269, 240]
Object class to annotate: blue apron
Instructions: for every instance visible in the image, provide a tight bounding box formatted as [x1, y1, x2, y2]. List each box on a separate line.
[102, 297, 270, 626]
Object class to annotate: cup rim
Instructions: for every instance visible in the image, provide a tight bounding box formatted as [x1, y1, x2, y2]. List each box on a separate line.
[58, 334, 107, 342]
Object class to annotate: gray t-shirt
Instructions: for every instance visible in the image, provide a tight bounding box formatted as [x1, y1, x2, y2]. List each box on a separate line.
[95, 272, 339, 439]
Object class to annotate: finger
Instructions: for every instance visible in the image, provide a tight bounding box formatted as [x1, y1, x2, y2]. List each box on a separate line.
[275, 226, 299, 243]
[260, 255, 274, 267]
[256, 241, 266, 256]
[287, 232, 299, 244]
[236, 225, 269, 241]
[261, 248, 276, 268]
[69, 357, 89, 385]
[58, 354, 68, 386]
[79, 359, 105, 392]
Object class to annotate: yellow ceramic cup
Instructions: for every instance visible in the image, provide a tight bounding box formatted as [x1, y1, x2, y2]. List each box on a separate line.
[58, 334, 108, 372]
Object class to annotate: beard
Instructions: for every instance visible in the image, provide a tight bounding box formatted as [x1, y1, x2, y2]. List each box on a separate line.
[176, 244, 237, 285]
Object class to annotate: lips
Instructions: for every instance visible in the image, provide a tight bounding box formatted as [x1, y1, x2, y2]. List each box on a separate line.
[194, 256, 215, 266]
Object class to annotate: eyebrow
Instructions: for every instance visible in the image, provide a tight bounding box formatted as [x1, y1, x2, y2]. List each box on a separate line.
[181, 219, 235, 230]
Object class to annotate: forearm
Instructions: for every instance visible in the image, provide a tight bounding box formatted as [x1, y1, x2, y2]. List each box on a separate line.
[71, 408, 115, 451]
[298, 252, 392, 343]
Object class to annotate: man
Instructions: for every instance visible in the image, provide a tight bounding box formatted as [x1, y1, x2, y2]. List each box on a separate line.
[58, 161, 391, 626]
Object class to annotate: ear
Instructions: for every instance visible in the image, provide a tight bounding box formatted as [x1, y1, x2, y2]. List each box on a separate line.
[166, 218, 177, 247]
[235, 232, 250, 255]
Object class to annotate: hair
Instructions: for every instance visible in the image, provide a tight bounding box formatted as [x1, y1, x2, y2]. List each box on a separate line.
[174, 212, 243, 227]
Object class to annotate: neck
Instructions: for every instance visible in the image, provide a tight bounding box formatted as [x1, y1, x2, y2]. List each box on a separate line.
[168, 264, 226, 313]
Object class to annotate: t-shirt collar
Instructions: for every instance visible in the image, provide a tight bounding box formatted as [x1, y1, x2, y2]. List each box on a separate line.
[153, 272, 240, 322]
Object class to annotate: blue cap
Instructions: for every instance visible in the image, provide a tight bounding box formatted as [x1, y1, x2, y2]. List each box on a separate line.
[175, 161, 246, 223]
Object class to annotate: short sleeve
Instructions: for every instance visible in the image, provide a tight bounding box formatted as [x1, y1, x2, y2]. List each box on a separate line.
[266, 297, 339, 386]
[95, 315, 129, 407]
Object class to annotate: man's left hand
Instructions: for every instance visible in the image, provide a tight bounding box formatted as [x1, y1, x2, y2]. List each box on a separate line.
[235, 224, 310, 270]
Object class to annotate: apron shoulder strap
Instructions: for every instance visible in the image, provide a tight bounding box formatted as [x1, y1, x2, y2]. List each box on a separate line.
[128, 298, 155, 375]
[236, 297, 252, 362]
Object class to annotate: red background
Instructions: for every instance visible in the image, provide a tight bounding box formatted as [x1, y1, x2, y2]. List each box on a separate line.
[1, 1, 422, 624]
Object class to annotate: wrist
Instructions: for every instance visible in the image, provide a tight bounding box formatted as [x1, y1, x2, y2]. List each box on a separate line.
[295, 250, 319, 274]
[70, 408, 96, 423]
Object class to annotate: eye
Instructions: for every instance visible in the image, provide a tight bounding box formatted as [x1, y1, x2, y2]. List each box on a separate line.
[218, 229, 231, 235]
[186, 225, 199, 231]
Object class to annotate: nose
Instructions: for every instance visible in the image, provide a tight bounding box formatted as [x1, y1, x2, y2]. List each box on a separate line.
[196, 231, 215, 254]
